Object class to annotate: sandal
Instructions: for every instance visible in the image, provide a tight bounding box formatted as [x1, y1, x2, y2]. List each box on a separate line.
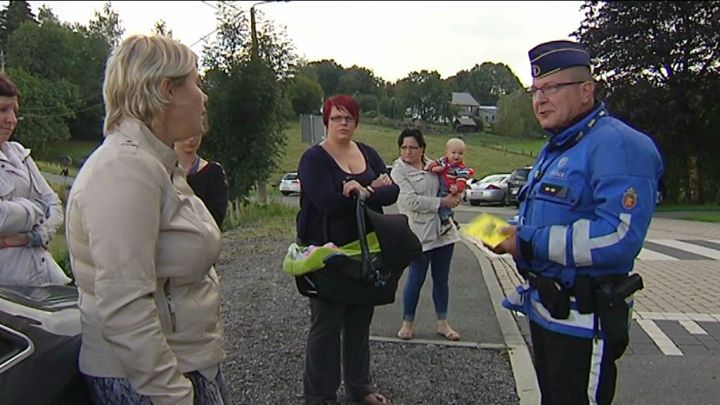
[396, 322, 413, 340]
[363, 392, 389, 405]
[436, 323, 460, 341]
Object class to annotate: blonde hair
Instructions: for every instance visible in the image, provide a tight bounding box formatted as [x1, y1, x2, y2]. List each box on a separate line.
[103, 35, 198, 134]
[446, 137, 466, 150]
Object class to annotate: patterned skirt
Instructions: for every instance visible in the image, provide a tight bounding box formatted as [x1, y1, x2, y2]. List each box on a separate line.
[84, 368, 228, 404]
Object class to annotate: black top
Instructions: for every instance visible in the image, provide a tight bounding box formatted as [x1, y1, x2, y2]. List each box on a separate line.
[296, 143, 399, 246]
[187, 161, 229, 227]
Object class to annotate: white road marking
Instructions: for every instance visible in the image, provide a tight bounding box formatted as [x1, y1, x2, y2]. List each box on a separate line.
[651, 239, 720, 260]
[679, 320, 708, 335]
[636, 319, 683, 356]
[636, 248, 678, 261]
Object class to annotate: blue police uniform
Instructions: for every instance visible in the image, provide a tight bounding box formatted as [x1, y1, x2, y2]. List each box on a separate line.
[503, 101, 663, 338]
[502, 40, 664, 405]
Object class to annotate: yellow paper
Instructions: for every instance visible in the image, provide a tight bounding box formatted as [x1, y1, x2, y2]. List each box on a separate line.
[463, 213, 511, 248]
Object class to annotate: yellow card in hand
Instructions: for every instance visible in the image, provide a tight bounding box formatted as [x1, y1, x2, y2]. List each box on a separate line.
[463, 213, 511, 248]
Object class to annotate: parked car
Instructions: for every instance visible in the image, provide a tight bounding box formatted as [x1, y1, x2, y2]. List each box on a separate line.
[279, 172, 301, 196]
[466, 174, 511, 206]
[656, 178, 667, 205]
[505, 166, 533, 208]
[0, 284, 90, 403]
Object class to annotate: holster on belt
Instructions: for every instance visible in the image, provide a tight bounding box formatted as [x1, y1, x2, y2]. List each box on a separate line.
[573, 276, 595, 314]
[595, 274, 644, 350]
[535, 276, 570, 319]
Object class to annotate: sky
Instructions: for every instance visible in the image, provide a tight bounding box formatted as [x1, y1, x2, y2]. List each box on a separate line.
[19, 1, 585, 87]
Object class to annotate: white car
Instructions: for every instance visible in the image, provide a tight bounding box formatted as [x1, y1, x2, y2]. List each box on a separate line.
[466, 174, 511, 206]
[279, 172, 301, 196]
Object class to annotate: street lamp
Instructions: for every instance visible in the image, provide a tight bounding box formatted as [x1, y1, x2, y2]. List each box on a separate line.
[249, 0, 287, 204]
[250, 1, 271, 60]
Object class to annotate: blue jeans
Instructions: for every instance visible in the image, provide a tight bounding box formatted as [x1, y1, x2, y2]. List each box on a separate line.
[402, 243, 455, 321]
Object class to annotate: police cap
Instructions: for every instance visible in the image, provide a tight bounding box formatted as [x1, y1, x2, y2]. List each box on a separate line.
[529, 40, 591, 78]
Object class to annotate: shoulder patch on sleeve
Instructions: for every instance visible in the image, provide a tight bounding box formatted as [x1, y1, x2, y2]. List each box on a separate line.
[621, 187, 637, 210]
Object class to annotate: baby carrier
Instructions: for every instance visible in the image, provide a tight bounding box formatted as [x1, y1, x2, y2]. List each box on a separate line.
[284, 192, 421, 306]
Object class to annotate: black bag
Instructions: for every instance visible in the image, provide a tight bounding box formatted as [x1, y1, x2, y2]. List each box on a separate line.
[295, 193, 422, 306]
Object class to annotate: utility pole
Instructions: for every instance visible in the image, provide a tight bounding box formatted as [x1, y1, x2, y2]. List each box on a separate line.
[250, 0, 271, 205]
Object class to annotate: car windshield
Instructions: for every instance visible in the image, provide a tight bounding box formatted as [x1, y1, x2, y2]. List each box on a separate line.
[511, 169, 530, 181]
[479, 174, 509, 183]
[283, 173, 298, 180]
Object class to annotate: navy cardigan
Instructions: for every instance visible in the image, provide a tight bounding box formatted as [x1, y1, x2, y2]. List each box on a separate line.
[296, 142, 399, 246]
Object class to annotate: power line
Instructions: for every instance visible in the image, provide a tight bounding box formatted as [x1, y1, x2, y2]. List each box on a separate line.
[200, 1, 219, 10]
[191, 27, 219, 48]
[20, 102, 104, 119]
[20, 93, 102, 113]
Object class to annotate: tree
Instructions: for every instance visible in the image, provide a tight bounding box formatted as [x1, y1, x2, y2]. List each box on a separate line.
[88, 1, 124, 51]
[337, 65, 382, 97]
[8, 67, 79, 151]
[395, 70, 448, 122]
[447, 62, 523, 106]
[152, 19, 173, 37]
[287, 74, 323, 115]
[355, 94, 379, 114]
[6, 20, 78, 79]
[573, 1, 720, 203]
[495, 89, 542, 138]
[301, 59, 344, 96]
[6, 16, 109, 142]
[36, 5, 59, 25]
[202, 3, 294, 199]
[0, 0, 35, 52]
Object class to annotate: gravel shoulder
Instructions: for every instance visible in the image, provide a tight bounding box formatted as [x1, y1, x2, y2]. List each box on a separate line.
[217, 224, 518, 405]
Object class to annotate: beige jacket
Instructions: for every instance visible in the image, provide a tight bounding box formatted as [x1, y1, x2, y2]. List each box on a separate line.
[390, 157, 460, 252]
[66, 118, 224, 405]
[0, 141, 70, 286]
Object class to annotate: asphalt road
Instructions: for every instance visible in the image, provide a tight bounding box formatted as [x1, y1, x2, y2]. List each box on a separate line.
[280, 194, 720, 405]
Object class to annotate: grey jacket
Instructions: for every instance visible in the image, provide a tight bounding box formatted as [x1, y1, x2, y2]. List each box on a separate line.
[66, 118, 224, 405]
[390, 157, 460, 252]
[0, 141, 70, 286]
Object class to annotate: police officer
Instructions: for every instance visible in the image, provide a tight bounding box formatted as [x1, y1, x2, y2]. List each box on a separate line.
[489, 40, 663, 404]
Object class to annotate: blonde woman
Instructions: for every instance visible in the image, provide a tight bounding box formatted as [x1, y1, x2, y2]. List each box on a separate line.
[65, 35, 225, 404]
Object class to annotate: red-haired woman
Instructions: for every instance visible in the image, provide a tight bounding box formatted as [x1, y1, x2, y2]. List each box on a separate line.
[296, 94, 397, 405]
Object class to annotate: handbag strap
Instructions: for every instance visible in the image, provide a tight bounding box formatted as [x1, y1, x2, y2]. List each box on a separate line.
[354, 191, 373, 280]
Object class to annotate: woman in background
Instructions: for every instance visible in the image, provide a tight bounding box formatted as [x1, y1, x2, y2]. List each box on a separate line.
[390, 128, 462, 342]
[0, 72, 70, 286]
[175, 134, 229, 227]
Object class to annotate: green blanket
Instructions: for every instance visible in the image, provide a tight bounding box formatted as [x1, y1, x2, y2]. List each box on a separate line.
[283, 232, 381, 276]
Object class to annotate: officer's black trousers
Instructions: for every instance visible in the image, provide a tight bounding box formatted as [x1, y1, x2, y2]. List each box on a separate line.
[530, 321, 628, 405]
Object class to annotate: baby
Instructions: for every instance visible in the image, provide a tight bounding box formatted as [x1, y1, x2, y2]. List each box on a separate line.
[426, 138, 475, 234]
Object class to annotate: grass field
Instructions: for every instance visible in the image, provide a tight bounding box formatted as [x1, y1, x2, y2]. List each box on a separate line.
[272, 121, 540, 185]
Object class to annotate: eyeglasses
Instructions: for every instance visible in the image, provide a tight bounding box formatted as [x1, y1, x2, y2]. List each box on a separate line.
[329, 115, 356, 124]
[526, 81, 587, 98]
[400, 145, 420, 151]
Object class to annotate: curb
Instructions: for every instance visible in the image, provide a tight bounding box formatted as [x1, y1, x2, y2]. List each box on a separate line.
[462, 238, 540, 405]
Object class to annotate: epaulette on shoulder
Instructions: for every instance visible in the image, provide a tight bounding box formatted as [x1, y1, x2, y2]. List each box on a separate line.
[118, 139, 139, 154]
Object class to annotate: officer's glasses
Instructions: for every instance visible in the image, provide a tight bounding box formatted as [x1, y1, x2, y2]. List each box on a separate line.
[526, 81, 587, 98]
